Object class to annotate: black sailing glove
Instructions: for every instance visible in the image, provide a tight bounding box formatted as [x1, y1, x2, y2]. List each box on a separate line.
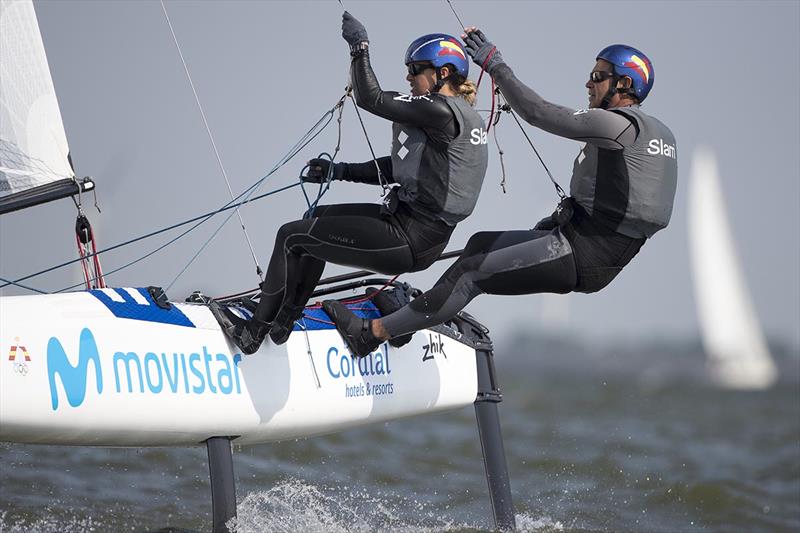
[303, 159, 346, 184]
[462, 29, 504, 74]
[342, 11, 369, 50]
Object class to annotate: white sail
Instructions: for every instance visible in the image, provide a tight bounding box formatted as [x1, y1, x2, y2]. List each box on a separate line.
[0, 0, 73, 198]
[688, 147, 777, 389]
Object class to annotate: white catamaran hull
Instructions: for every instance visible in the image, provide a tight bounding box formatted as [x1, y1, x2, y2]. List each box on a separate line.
[0, 288, 479, 446]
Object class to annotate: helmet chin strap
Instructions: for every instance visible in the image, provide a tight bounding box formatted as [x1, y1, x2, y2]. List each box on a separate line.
[599, 74, 635, 109]
[431, 67, 446, 93]
[599, 76, 619, 109]
[432, 67, 458, 94]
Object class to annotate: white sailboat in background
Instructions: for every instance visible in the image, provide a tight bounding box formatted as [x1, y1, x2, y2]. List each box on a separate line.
[688, 147, 777, 389]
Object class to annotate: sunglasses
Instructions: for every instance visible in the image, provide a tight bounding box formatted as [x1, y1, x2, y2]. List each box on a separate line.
[407, 62, 434, 76]
[589, 70, 615, 83]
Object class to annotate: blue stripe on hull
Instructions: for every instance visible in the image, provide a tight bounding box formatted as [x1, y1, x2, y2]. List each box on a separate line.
[296, 301, 380, 331]
[90, 288, 195, 328]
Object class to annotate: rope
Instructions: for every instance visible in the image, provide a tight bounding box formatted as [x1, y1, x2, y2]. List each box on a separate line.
[160, 0, 263, 280]
[492, 110, 507, 193]
[299, 92, 348, 216]
[0, 277, 47, 294]
[55, 183, 301, 293]
[3, 94, 345, 294]
[76, 234, 91, 290]
[338, 275, 399, 305]
[496, 90, 566, 199]
[162, 91, 349, 291]
[445, 0, 467, 30]
[347, 90, 388, 193]
[298, 152, 334, 216]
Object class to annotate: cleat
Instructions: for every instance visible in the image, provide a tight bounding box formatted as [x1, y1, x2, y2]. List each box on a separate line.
[208, 301, 269, 355]
[322, 300, 381, 358]
[365, 287, 414, 348]
[268, 304, 305, 345]
[237, 296, 258, 314]
[186, 290, 213, 304]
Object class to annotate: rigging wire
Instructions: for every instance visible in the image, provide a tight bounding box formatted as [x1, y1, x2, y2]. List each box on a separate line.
[439, 0, 561, 196]
[299, 92, 348, 215]
[444, 0, 467, 32]
[446, 0, 564, 199]
[332, 6, 387, 195]
[57, 183, 302, 294]
[496, 90, 566, 199]
[162, 90, 350, 292]
[0, 277, 47, 294]
[2, 94, 345, 294]
[159, 0, 264, 280]
[346, 89, 388, 193]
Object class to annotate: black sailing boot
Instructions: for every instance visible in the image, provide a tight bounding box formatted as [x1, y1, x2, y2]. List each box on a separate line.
[208, 301, 270, 355]
[268, 304, 306, 345]
[365, 287, 414, 348]
[322, 300, 382, 358]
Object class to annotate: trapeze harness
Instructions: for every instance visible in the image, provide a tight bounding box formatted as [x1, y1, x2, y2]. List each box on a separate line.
[379, 62, 678, 339]
[251, 47, 489, 326]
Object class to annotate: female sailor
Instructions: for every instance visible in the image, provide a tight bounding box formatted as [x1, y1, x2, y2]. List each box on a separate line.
[212, 13, 488, 354]
[324, 28, 678, 357]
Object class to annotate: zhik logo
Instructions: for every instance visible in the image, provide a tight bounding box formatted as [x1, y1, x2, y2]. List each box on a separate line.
[422, 333, 447, 361]
[47, 328, 103, 411]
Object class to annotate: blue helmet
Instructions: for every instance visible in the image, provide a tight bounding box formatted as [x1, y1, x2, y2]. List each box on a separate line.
[404, 33, 469, 78]
[596, 44, 654, 102]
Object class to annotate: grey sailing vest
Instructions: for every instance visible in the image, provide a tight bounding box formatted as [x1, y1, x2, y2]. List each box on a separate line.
[391, 95, 489, 225]
[569, 105, 678, 238]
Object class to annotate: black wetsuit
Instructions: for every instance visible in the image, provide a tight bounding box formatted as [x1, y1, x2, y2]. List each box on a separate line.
[254, 49, 488, 328]
[379, 62, 677, 338]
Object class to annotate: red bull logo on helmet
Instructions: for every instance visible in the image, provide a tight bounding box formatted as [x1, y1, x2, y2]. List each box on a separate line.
[438, 39, 466, 60]
[625, 54, 652, 83]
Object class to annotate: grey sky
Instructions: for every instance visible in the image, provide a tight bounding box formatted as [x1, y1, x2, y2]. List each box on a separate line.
[1, 0, 798, 350]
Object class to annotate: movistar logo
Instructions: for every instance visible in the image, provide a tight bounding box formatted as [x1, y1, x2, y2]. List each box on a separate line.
[47, 328, 244, 411]
[48, 328, 103, 411]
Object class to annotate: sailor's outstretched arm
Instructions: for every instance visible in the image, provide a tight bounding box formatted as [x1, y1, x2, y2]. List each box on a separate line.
[492, 64, 636, 149]
[462, 29, 635, 149]
[350, 50, 456, 131]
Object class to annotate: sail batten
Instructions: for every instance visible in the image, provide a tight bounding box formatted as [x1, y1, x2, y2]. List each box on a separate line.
[0, 0, 75, 206]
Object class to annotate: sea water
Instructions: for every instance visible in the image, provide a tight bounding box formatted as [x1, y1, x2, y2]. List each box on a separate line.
[1, 336, 798, 532]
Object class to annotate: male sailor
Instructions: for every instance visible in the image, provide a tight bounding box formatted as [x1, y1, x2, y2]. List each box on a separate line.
[324, 28, 678, 357]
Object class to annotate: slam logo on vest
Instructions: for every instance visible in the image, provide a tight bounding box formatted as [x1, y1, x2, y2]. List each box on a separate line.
[647, 138, 676, 159]
[470, 128, 488, 145]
